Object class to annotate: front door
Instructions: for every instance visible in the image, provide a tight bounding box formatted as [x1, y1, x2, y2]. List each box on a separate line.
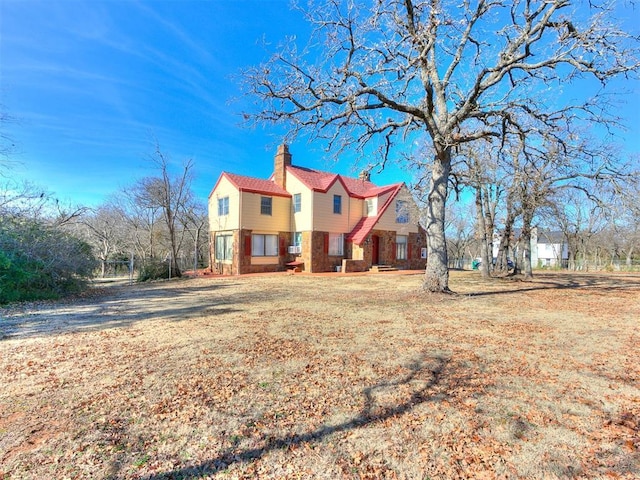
[371, 235, 379, 265]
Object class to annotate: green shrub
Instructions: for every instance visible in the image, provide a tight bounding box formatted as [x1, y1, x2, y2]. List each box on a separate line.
[137, 260, 169, 282]
[0, 216, 97, 304]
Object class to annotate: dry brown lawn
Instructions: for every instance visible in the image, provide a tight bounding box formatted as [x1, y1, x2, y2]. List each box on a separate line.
[1, 270, 639, 479]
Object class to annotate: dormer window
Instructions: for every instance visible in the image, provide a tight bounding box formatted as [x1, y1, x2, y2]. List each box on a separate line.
[365, 198, 376, 216]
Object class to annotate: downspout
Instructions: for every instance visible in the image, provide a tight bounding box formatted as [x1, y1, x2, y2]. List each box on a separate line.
[309, 191, 314, 272]
[238, 190, 243, 275]
[346, 191, 351, 260]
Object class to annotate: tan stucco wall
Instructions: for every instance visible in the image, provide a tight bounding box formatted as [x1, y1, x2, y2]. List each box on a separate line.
[312, 182, 351, 233]
[209, 176, 240, 232]
[375, 186, 419, 234]
[285, 172, 313, 232]
[240, 192, 290, 232]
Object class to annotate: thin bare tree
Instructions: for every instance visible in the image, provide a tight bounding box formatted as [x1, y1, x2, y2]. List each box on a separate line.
[78, 203, 129, 277]
[132, 143, 195, 278]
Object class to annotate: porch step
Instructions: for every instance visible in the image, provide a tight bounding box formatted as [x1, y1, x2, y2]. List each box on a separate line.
[370, 265, 398, 273]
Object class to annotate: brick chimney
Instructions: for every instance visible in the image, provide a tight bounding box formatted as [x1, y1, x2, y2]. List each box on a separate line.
[274, 144, 291, 189]
[358, 170, 371, 182]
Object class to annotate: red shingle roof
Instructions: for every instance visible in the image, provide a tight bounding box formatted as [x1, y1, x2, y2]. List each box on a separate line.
[210, 172, 291, 198]
[346, 183, 403, 245]
[287, 165, 399, 198]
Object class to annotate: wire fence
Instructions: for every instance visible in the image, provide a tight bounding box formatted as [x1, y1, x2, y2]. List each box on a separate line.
[448, 257, 640, 272]
[99, 255, 209, 281]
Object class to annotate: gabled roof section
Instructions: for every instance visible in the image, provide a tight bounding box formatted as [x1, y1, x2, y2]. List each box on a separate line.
[347, 183, 404, 245]
[209, 172, 291, 199]
[287, 165, 398, 199]
[538, 230, 566, 244]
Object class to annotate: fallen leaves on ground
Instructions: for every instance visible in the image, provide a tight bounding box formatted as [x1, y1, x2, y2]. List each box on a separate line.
[1, 271, 639, 479]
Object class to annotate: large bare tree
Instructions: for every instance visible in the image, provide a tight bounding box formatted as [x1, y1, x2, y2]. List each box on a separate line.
[243, 0, 639, 292]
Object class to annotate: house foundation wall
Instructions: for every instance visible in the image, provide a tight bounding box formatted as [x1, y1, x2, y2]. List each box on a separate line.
[341, 259, 368, 273]
[309, 231, 343, 273]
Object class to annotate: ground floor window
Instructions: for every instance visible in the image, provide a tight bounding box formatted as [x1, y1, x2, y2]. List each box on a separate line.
[329, 233, 344, 256]
[252, 234, 278, 256]
[215, 234, 233, 262]
[396, 235, 408, 260]
[293, 231, 302, 247]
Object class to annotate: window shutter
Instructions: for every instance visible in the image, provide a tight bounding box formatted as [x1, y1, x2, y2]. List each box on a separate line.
[408, 243, 412, 260]
[393, 242, 397, 259]
[244, 235, 252, 256]
[324, 233, 329, 254]
[279, 236, 286, 256]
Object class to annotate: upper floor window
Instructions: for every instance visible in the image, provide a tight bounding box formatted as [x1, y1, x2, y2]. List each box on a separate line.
[396, 200, 409, 224]
[293, 193, 301, 213]
[261, 196, 272, 216]
[218, 196, 229, 216]
[333, 195, 342, 214]
[365, 198, 375, 216]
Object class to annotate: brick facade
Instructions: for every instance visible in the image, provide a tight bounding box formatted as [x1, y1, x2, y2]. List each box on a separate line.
[212, 227, 426, 274]
[274, 144, 291, 189]
[212, 230, 294, 275]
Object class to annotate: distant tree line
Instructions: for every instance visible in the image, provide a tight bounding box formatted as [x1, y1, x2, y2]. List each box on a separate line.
[437, 141, 640, 275]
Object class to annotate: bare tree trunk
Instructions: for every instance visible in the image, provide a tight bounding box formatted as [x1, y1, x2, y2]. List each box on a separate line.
[495, 194, 515, 275]
[482, 185, 497, 273]
[423, 150, 451, 293]
[521, 212, 534, 280]
[474, 186, 490, 278]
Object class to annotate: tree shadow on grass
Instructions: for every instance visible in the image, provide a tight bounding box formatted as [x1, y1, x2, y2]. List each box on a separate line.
[143, 354, 452, 479]
[0, 281, 249, 340]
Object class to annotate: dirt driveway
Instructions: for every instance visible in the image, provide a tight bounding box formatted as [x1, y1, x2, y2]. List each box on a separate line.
[0, 276, 248, 339]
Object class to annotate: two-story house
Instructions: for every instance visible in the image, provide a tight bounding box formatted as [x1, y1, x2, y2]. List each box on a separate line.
[208, 144, 426, 274]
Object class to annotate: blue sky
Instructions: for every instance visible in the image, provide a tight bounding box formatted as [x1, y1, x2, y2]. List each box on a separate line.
[1, 0, 639, 208]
